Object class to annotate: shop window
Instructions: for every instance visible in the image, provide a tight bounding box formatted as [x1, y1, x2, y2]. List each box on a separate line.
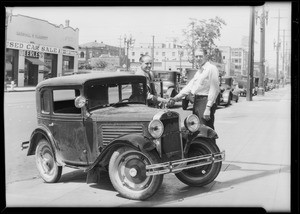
[5, 49, 18, 84]
[62, 55, 74, 76]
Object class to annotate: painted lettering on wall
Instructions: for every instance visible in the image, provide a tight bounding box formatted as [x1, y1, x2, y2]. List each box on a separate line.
[16, 32, 48, 40]
[20, 50, 44, 58]
[6, 40, 78, 56]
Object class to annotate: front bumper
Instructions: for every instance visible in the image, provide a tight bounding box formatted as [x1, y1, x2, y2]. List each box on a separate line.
[146, 150, 225, 176]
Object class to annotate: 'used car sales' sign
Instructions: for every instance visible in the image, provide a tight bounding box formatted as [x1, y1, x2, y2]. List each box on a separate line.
[6, 40, 77, 56]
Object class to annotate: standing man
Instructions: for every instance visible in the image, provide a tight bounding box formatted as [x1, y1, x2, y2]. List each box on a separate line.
[168, 49, 220, 130]
[135, 54, 167, 107]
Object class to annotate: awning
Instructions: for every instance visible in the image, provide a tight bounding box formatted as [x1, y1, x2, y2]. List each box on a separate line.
[25, 58, 47, 66]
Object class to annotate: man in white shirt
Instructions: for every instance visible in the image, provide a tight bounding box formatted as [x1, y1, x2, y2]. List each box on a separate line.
[135, 54, 168, 107]
[168, 49, 220, 130]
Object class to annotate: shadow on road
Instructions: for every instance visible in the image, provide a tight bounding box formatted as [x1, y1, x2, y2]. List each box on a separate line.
[120, 160, 290, 207]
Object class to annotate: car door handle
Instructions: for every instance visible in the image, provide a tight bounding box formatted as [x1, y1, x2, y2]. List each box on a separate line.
[49, 123, 54, 127]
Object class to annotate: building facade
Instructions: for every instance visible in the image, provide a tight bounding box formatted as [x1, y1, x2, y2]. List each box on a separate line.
[128, 39, 191, 72]
[230, 48, 248, 77]
[78, 41, 125, 69]
[5, 13, 79, 87]
[219, 46, 235, 77]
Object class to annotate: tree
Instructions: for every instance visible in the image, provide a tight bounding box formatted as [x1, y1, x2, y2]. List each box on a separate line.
[182, 16, 226, 67]
[90, 58, 107, 69]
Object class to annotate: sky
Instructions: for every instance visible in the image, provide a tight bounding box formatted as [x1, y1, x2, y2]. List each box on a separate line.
[7, 2, 292, 70]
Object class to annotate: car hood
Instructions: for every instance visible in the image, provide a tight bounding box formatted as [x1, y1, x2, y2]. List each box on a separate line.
[90, 104, 163, 122]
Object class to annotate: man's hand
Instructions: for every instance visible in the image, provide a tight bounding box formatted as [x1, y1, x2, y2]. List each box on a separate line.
[167, 98, 176, 108]
[203, 107, 211, 120]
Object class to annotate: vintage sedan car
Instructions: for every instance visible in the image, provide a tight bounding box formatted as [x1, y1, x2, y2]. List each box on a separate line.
[219, 76, 239, 106]
[152, 70, 181, 99]
[21, 72, 224, 200]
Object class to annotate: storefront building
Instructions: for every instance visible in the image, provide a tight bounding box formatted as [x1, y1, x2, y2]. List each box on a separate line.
[5, 14, 79, 87]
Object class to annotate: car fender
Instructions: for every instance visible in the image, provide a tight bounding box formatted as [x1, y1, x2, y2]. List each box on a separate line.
[181, 125, 219, 154]
[165, 87, 178, 99]
[26, 124, 63, 165]
[222, 90, 231, 102]
[181, 124, 218, 144]
[84, 133, 156, 173]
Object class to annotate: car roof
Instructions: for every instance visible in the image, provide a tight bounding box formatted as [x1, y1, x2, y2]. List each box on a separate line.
[36, 72, 145, 89]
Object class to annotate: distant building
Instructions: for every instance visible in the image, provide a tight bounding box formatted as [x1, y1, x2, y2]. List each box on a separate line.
[78, 41, 125, 69]
[219, 46, 235, 77]
[231, 48, 248, 77]
[128, 38, 191, 72]
[5, 12, 79, 86]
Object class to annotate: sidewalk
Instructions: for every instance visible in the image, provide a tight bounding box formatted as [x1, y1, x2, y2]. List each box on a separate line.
[4, 86, 36, 92]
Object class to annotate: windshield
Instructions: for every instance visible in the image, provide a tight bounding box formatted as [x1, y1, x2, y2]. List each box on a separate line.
[85, 81, 146, 110]
[158, 73, 170, 81]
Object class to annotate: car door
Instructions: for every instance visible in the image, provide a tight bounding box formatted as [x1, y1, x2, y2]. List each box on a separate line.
[50, 88, 92, 166]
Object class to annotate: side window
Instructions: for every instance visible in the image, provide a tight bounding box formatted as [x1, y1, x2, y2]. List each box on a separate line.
[41, 90, 51, 114]
[53, 89, 81, 114]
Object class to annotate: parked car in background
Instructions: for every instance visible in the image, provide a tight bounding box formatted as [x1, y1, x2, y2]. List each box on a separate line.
[237, 78, 258, 97]
[152, 70, 181, 99]
[21, 72, 225, 201]
[219, 76, 239, 106]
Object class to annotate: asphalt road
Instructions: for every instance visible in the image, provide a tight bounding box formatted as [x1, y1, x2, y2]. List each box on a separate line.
[4, 85, 291, 211]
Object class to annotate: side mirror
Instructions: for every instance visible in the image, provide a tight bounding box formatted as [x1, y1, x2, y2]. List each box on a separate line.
[74, 96, 87, 108]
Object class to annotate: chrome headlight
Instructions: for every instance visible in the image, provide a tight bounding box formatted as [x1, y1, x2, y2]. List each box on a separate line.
[184, 114, 200, 132]
[148, 120, 164, 139]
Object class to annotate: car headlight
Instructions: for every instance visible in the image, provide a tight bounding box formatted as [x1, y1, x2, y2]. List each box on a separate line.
[184, 114, 200, 132]
[148, 120, 164, 138]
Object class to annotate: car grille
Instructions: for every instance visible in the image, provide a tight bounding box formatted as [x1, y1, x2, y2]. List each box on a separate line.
[160, 112, 182, 161]
[100, 123, 144, 146]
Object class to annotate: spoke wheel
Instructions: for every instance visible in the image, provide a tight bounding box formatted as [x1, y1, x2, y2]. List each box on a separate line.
[109, 146, 163, 200]
[35, 139, 62, 183]
[175, 138, 222, 187]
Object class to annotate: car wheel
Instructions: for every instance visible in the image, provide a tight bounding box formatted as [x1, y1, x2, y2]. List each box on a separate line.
[109, 146, 163, 200]
[182, 99, 189, 110]
[175, 138, 222, 187]
[226, 94, 231, 106]
[35, 139, 62, 183]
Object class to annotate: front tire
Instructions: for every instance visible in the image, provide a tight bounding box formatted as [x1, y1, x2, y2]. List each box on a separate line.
[35, 139, 62, 183]
[175, 138, 222, 187]
[109, 146, 163, 200]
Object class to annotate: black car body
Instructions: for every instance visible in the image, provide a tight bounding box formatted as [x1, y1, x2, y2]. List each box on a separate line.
[21, 72, 224, 200]
[219, 76, 239, 106]
[152, 70, 181, 99]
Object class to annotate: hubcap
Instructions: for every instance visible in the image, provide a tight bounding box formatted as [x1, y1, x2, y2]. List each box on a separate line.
[129, 168, 138, 177]
[118, 152, 152, 190]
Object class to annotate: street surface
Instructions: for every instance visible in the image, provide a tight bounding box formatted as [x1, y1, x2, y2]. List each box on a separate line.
[4, 85, 291, 211]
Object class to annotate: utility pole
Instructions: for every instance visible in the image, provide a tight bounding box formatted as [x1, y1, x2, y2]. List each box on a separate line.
[189, 19, 196, 69]
[272, 10, 287, 89]
[255, 5, 268, 96]
[281, 29, 285, 87]
[152, 35, 155, 70]
[124, 34, 135, 71]
[247, 6, 255, 101]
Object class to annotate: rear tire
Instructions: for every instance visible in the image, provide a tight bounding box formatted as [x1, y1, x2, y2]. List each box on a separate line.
[175, 138, 222, 187]
[35, 139, 62, 183]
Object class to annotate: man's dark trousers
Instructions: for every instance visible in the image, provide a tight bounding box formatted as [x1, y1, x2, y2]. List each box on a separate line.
[193, 95, 217, 130]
